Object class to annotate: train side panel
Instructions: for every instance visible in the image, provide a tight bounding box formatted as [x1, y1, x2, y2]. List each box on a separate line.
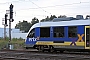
[36, 25, 85, 50]
[25, 25, 90, 51]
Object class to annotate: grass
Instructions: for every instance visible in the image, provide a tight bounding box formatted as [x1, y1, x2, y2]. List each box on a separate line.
[0, 37, 25, 50]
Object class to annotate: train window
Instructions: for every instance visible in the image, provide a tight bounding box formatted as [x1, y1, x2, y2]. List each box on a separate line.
[68, 26, 77, 37]
[53, 27, 64, 37]
[40, 27, 50, 37]
[27, 28, 35, 38]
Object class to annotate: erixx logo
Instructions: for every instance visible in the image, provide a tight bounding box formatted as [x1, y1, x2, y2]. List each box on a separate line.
[29, 38, 37, 42]
[77, 34, 84, 42]
[70, 34, 84, 46]
[29, 37, 40, 42]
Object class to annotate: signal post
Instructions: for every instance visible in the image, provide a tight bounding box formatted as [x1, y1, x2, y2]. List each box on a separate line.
[4, 14, 8, 40]
[9, 4, 14, 42]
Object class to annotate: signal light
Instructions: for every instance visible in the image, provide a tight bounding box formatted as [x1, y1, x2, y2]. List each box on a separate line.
[10, 4, 14, 22]
[10, 19, 14, 22]
[5, 14, 8, 25]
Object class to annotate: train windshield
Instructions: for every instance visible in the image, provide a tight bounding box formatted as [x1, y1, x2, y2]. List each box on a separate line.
[27, 28, 35, 38]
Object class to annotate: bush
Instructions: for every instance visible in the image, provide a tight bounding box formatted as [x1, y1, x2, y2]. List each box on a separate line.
[0, 37, 25, 50]
[0, 37, 3, 40]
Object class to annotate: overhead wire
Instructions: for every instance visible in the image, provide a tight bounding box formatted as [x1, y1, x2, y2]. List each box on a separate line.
[15, 1, 90, 17]
[0, 0, 90, 17]
[0, 0, 24, 5]
[0, 1, 90, 9]
[13, 1, 90, 18]
[14, 1, 90, 11]
[28, 1, 90, 9]
[28, 0, 52, 15]
[0, 1, 90, 12]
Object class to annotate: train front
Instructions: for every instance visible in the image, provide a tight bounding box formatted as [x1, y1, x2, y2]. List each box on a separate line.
[25, 23, 40, 49]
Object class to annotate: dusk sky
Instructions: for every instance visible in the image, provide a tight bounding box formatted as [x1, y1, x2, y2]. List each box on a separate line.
[0, 0, 90, 28]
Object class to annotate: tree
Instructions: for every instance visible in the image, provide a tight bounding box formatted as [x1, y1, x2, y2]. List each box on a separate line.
[58, 15, 67, 18]
[45, 16, 50, 21]
[86, 15, 90, 19]
[15, 17, 39, 33]
[31, 17, 39, 25]
[40, 19, 45, 22]
[49, 15, 57, 20]
[15, 20, 31, 32]
[40, 16, 50, 22]
[40, 15, 57, 22]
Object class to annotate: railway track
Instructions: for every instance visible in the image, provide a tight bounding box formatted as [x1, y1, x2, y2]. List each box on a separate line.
[0, 49, 90, 60]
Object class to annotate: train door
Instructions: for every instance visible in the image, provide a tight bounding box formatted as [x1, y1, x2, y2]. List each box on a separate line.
[85, 26, 90, 49]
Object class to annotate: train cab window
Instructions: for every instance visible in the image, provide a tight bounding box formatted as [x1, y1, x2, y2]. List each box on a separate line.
[53, 27, 64, 37]
[27, 28, 35, 38]
[40, 27, 50, 37]
[68, 26, 77, 37]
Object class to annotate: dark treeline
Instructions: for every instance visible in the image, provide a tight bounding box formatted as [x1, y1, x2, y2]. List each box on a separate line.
[15, 15, 67, 32]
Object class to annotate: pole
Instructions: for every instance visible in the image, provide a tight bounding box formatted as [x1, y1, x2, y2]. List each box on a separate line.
[9, 19, 11, 42]
[4, 24, 6, 40]
[8, 4, 14, 49]
[9, 4, 13, 43]
[2, 18, 5, 40]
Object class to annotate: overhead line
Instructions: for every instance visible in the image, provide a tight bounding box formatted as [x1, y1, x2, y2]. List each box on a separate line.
[0, 1, 90, 13]
[0, 1, 17, 4]
[0, 0, 24, 5]
[29, 0, 52, 15]
[15, 1, 90, 11]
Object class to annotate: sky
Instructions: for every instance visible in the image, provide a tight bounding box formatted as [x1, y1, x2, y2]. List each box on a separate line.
[0, 0, 90, 28]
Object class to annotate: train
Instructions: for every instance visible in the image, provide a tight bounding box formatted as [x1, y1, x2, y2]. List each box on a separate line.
[25, 15, 90, 52]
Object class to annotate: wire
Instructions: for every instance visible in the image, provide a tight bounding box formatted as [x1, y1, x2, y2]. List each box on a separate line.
[1, 0, 89, 7]
[39, 2, 90, 8]
[0, 0, 52, 15]
[0, 1, 90, 14]
[0, 0, 24, 5]
[14, 1, 90, 11]
[29, 0, 52, 15]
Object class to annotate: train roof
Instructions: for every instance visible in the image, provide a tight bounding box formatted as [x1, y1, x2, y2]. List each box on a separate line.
[28, 19, 90, 33]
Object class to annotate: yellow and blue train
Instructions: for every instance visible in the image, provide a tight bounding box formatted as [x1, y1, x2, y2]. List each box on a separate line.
[25, 16, 90, 52]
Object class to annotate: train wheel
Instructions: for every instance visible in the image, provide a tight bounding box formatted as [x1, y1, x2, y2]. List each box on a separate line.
[60, 50, 64, 53]
[38, 46, 44, 52]
[38, 46, 41, 52]
[49, 46, 54, 53]
[26, 47, 29, 49]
